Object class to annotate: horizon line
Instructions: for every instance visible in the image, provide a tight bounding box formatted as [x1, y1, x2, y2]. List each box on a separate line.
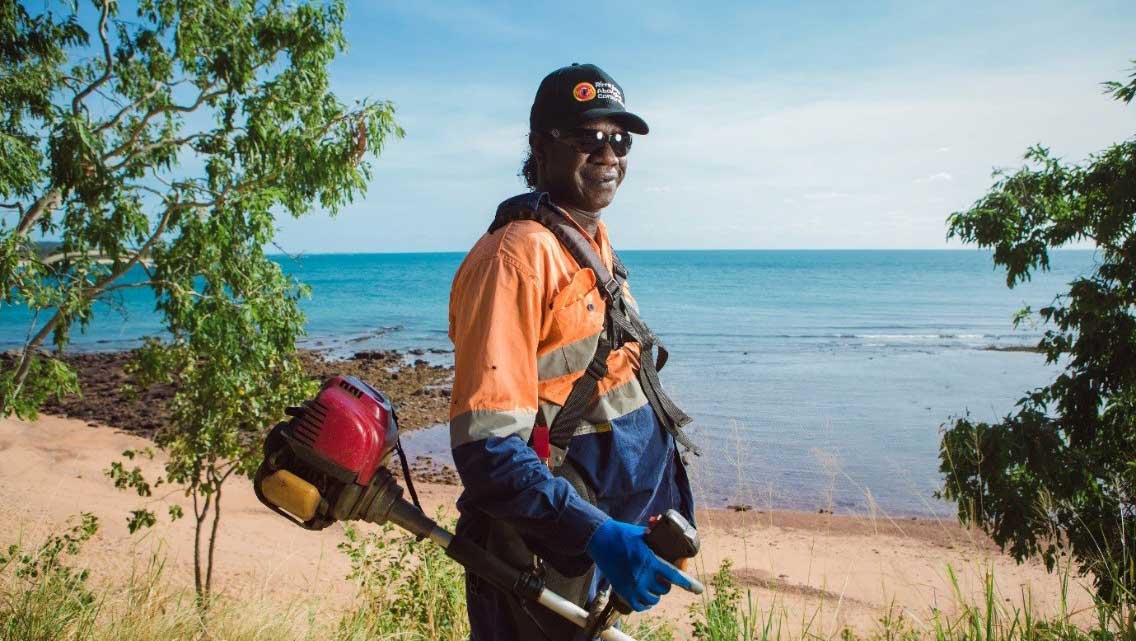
[266, 247, 1098, 257]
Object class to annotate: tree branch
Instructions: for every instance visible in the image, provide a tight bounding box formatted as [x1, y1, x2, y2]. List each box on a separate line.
[124, 183, 170, 200]
[106, 133, 210, 171]
[103, 53, 282, 163]
[84, 203, 179, 301]
[71, 0, 114, 117]
[270, 239, 304, 262]
[103, 85, 226, 161]
[93, 82, 164, 136]
[94, 280, 156, 295]
[4, 199, 181, 407]
[16, 189, 62, 236]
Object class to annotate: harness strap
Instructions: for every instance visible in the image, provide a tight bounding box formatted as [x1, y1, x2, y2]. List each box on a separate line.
[489, 192, 700, 457]
[547, 335, 613, 453]
[607, 290, 699, 454]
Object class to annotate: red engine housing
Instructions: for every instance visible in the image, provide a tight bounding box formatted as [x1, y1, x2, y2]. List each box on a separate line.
[290, 375, 397, 486]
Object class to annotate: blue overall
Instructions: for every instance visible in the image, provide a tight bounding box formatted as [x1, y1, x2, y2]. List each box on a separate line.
[453, 401, 695, 641]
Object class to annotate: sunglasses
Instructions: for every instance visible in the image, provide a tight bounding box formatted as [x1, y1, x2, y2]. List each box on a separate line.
[549, 128, 633, 157]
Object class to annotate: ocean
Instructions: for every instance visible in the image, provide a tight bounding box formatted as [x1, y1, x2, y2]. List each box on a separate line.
[0, 250, 1095, 516]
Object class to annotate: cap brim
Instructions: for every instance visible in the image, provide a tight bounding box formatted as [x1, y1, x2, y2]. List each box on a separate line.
[579, 108, 649, 135]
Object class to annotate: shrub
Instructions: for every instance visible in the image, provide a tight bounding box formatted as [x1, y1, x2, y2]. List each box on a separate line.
[336, 517, 469, 641]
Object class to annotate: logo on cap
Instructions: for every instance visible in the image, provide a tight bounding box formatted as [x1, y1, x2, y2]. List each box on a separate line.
[573, 82, 597, 102]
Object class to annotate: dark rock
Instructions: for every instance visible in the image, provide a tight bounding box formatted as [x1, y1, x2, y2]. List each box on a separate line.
[24, 345, 455, 439]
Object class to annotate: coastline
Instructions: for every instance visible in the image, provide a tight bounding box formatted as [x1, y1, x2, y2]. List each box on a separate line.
[0, 412, 1093, 637]
[2, 248, 1089, 518]
[6, 345, 1023, 514]
[8, 347, 460, 484]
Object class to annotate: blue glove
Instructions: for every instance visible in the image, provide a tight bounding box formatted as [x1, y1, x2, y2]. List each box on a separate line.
[585, 518, 692, 611]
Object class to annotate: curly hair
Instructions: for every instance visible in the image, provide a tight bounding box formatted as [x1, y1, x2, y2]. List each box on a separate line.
[520, 149, 538, 190]
[519, 132, 541, 190]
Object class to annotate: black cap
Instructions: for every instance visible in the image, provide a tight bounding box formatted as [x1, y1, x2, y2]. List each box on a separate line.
[530, 63, 649, 135]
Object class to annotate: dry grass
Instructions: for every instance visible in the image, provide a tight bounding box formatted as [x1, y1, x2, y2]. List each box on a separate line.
[2, 511, 1129, 641]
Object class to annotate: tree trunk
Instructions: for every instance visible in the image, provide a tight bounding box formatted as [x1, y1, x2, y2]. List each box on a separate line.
[192, 487, 212, 608]
[204, 478, 223, 598]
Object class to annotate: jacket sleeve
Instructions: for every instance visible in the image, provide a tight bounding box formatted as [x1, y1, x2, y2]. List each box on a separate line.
[449, 254, 608, 556]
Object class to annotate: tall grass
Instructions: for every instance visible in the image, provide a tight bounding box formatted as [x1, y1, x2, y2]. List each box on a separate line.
[2, 515, 1129, 641]
[0, 514, 99, 641]
[0, 514, 467, 641]
[683, 557, 1129, 641]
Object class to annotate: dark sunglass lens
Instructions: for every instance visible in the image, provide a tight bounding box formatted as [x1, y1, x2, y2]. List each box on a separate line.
[609, 132, 631, 157]
[565, 129, 603, 154]
[559, 129, 631, 156]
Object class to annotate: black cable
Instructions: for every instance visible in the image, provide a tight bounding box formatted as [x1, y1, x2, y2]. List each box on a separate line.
[394, 437, 422, 511]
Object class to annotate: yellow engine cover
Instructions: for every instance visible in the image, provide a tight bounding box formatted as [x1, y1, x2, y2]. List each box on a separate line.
[260, 469, 321, 522]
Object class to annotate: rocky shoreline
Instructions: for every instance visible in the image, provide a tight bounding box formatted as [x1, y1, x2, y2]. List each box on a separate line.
[12, 347, 461, 485]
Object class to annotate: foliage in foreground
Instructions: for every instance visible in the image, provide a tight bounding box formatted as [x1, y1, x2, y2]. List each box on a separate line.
[1, 0, 401, 602]
[0, 514, 100, 641]
[938, 60, 1136, 609]
[336, 518, 469, 641]
[3, 517, 1131, 641]
[687, 558, 1125, 641]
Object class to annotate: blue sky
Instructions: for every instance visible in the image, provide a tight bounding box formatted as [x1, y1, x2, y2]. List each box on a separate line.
[25, 1, 1136, 252]
[278, 0, 1134, 252]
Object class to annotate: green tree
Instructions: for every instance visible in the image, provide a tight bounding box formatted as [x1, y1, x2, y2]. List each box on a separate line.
[0, 0, 401, 603]
[939, 62, 1136, 616]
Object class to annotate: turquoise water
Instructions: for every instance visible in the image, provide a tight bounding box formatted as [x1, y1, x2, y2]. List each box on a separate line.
[0, 250, 1095, 515]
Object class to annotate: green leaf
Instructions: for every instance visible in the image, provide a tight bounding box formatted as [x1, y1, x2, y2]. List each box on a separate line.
[941, 60, 1136, 607]
[127, 509, 157, 534]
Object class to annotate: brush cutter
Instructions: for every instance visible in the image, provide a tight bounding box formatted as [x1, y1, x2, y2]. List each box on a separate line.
[253, 375, 703, 641]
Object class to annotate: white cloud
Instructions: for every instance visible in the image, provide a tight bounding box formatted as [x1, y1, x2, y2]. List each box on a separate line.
[272, 58, 1134, 251]
[609, 64, 1131, 249]
[916, 172, 954, 183]
[370, 1, 529, 40]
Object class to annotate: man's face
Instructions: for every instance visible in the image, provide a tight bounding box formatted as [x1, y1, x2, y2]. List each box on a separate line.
[538, 118, 628, 213]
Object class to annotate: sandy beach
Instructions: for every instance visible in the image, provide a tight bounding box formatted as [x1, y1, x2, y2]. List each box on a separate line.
[0, 410, 1094, 637]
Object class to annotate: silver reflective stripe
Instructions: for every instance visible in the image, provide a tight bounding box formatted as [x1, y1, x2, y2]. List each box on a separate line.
[450, 408, 537, 448]
[536, 331, 601, 380]
[539, 379, 649, 436]
[580, 379, 649, 427]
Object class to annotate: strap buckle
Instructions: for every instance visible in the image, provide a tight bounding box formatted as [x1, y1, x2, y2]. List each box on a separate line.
[549, 444, 569, 469]
[601, 277, 622, 301]
[585, 358, 608, 380]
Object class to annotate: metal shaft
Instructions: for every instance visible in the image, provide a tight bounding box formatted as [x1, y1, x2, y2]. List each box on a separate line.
[371, 489, 640, 641]
[426, 523, 635, 641]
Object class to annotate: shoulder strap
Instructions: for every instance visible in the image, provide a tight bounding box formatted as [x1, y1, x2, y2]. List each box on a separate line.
[491, 193, 700, 458]
[491, 192, 624, 303]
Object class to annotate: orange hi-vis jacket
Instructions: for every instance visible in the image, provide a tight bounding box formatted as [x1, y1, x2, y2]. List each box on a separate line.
[448, 197, 696, 641]
[448, 215, 651, 449]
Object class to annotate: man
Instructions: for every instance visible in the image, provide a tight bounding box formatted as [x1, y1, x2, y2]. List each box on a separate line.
[448, 63, 697, 641]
